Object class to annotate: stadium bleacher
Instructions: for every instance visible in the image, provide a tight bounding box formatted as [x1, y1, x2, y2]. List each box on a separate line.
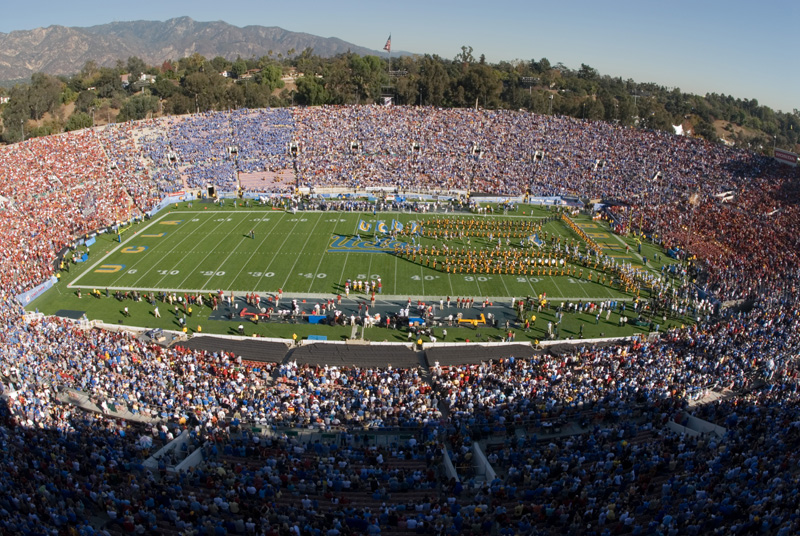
[0, 105, 798, 535]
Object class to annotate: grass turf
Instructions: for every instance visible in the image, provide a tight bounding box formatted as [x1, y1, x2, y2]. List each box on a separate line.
[28, 202, 691, 341]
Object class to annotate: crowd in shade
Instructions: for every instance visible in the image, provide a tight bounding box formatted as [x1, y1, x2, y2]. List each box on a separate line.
[0, 105, 798, 534]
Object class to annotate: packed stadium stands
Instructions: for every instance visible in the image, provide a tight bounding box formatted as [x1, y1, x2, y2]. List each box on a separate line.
[0, 105, 798, 535]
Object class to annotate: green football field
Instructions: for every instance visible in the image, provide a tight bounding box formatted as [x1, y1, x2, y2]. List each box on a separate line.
[60, 203, 675, 301]
[27, 202, 690, 341]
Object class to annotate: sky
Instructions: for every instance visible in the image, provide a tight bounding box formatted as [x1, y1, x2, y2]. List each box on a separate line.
[2, 0, 797, 113]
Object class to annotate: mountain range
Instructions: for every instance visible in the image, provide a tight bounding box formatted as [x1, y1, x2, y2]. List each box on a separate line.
[0, 17, 408, 82]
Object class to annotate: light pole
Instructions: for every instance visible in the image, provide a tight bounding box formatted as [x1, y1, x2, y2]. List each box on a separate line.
[548, 94, 553, 115]
[20, 119, 24, 142]
[90, 107, 95, 128]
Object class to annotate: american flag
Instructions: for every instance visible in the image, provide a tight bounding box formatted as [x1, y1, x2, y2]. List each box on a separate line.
[383, 35, 391, 52]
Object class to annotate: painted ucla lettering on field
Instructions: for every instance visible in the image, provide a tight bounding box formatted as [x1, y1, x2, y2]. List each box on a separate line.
[328, 235, 405, 253]
[357, 219, 415, 234]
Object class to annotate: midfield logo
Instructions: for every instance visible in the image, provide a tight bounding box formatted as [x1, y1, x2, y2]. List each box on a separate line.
[327, 235, 406, 253]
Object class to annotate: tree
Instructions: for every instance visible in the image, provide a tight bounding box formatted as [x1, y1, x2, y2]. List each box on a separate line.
[210, 56, 232, 73]
[230, 57, 248, 79]
[160, 60, 176, 75]
[182, 71, 229, 112]
[578, 63, 598, 81]
[455, 46, 475, 67]
[60, 87, 78, 105]
[117, 94, 159, 121]
[165, 94, 192, 115]
[257, 65, 284, 91]
[419, 56, 449, 106]
[349, 55, 387, 103]
[65, 112, 93, 131]
[126, 57, 147, 81]
[532, 57, 551, 74]
[584, 98, 605, 120]
[458, 64, 502, 108]
[27, 120, 62, 139]
[80, 60, 99, 81]
[324, 54, 358, 104]
[293, 47, 319, 76]
[95, 68, 123, 98]
[693, 118, 718, 142]
[295, 76, 328, 106]
[1, 85, 30, 143]
[28, 73, 63, 120]
[152, 77, 178, 99]
[66, 73, 88, 94]
[177, 53, 207, 75]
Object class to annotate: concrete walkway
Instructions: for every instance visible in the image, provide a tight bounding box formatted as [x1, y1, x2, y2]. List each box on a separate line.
[57, 388, 161, 424]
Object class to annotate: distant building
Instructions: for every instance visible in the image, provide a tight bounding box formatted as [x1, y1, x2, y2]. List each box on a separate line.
[121, 73, 155, 89]
[237, 69, 262, 82]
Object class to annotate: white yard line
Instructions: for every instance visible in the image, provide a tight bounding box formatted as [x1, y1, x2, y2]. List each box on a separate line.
[146, 215, 229, 289]
[280, 213, 325, 290]
[177, 214, 252, 289]
[70, 214, 168, 288]
[254, 214, 306, 290]
[226, 214, 281, 288]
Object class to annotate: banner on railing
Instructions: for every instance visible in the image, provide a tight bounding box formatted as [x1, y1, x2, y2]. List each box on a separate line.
[16, 275, 58, 306]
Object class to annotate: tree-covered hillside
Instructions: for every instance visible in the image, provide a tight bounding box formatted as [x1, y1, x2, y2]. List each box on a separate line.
[1, 48, 797, 154]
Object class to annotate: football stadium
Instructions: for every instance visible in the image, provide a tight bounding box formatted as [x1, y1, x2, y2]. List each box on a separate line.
[1, 104, 799, 536]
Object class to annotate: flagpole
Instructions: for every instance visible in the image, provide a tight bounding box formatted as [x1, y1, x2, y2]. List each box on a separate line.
[384, 33, 392, 73]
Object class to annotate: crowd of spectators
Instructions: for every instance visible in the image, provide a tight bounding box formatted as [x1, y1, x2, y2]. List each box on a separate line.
[0, 105, 798, 534]
[0, 130, 142, 295]
[3, 106, 794, 305]
[431, 302, 798, 438]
